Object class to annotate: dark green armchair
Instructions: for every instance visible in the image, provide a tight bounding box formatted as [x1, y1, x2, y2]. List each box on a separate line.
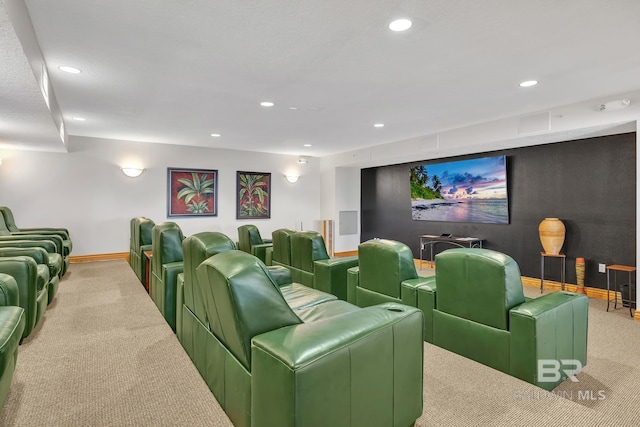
[0, 247, 59, 305]
[191, 249, 424, 427]
[271, 229, 358, 301]
[417, 248, 588, 390]
[347, 238, 433, 311]
[0, 256, 48, 339]
[0, 273, 25, 409]
[0, 213, 69, 276]
[0, 206, 72, 266]
[0, 240, 62, 282]
[151, 222, 184, 332]
[237, 224, 272, 265]
[129, 217, 155, 284]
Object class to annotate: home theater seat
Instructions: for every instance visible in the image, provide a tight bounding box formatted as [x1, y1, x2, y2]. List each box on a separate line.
[193, 249, 424, 427]
[418, 248, 589, 391]
[0, 273, 25, 408]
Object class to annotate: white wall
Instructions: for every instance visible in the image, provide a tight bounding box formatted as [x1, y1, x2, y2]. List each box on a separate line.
[0, 136, 321, 255]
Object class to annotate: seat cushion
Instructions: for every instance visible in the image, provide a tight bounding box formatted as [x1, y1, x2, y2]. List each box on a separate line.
[295, 299, 360, 322]
[280, 283, 337, 311]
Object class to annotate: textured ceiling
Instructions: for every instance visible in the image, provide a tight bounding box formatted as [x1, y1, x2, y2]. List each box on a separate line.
[3, 0, 640, 156]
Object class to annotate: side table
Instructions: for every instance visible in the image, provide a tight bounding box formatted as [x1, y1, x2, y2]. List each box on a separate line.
[540, 252, 565, 293]
[144, 250, 153, 294]
[606, 264, 636, 317]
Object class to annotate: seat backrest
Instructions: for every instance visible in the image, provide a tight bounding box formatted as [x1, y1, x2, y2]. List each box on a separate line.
[358, 239, 418, 299]
[131, 217, 155, 251]
[237, 225, 263, 253]
[0, 207, 19, 232]
[197, 250, 301, 371]
[271, 228, 296, 265]
[152, 222, 185, 277]
[290, 231, 329, 273]
[0, 256, 39, 337]
[182, 232, 236, 328]
[435, 248, 525, 331]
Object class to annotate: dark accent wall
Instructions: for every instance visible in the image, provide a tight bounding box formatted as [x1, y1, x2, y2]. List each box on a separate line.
[361, 132, 636, 289]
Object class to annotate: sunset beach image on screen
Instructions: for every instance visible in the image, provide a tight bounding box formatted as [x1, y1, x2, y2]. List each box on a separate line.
[410, 155, 508, 224]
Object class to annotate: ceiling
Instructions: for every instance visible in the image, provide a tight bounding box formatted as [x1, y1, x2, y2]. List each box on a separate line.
[2, 0, 640, 157]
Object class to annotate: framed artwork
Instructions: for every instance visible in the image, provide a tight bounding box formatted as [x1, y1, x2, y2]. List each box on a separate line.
[167, 168, 218, 217]
[236, 171, 271, 219]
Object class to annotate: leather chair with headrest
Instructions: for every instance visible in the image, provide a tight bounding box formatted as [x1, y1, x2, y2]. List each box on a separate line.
[0, 273, 26, 409]
[418, 248, 588, 390]
[129, 217, 155, 283]
[151, 222, 185, 331]
[190, 249, 424, 427]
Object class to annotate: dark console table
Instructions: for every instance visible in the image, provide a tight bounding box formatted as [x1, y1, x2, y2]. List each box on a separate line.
[419, 234, 484, 268]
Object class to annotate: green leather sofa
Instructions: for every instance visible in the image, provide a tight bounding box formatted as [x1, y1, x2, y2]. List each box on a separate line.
[347, 239, 433, 316]
[0, 257, 48, 339]
[271, 229, 358, 301]
[0, 247, 59, 305]
[0, 273, 26, 409]
[151, 222, 185, 332]
[129, 217, 155, 284]
[418, 248, 588, 390]
[237, 224, 272, 265]
[183, 248, 423, 427]
[0, 213, 69, 277]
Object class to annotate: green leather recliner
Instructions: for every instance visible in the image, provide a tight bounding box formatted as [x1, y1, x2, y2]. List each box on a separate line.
[0, 207, 71, 246]
[271, 229, 358, 301]
[0, 257, 48, 339]
[0, 240, 63, 282]
[237, 224, 272, 265]
[151, 222, 184, 332]
[178, 231, 303, 347]
[347, 239, 434, 317]
[129, 217, 155, 284]
[0, 247, 59, 305]
[0, 207, 71, 275]
[0, 213, 69, 277]
[190, 249, 423, 427]
[418, 248, 588, 390]
[0, 273, 26, 409]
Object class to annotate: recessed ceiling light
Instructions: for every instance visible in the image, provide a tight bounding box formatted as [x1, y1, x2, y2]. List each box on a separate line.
[58, 65, 82, 74]
[289, 107, 298, 110]
[72, 117, 85, 121]
[519, 80, 538, 87]
[260, 101, 275, 107]
[374, 123, 385, 128]
[210, 133, 221, 137]
[389, 19, 412, 32]
[303, 144, 312, 147]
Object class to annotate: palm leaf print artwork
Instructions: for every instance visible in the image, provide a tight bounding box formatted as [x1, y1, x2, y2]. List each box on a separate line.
[237, 172, 271, 219]
[167, 168, 218, 217]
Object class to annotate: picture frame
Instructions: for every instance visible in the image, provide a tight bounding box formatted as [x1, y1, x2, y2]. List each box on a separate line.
[236, 171, 271, 219]
[167, 168, 218, 217]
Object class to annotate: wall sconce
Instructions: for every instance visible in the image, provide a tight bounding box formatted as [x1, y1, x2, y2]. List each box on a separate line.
[121, 167, 145, 178]
[285, 174, 299, 183]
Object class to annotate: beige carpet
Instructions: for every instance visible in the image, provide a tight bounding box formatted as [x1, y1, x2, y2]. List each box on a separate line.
[1, 260, 638, 426]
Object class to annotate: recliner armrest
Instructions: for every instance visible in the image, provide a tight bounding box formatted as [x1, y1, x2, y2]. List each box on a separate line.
[313, 256, 358, 301]
[509, 291, 588, 391]
[251, 303, 423, 427]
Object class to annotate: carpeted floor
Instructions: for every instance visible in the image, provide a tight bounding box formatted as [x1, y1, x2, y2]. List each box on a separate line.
[1, 260, 638, 426]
